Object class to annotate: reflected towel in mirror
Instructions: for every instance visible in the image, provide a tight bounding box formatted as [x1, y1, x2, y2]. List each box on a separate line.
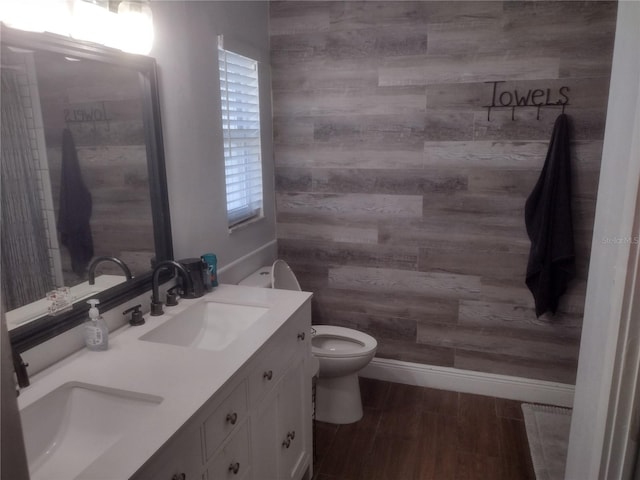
[58, 128, 93, 275]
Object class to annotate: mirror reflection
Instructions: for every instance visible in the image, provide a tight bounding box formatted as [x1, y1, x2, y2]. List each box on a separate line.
[1, 45, 155, 329]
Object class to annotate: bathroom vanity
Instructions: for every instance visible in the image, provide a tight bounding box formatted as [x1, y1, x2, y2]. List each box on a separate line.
[17, 285, 313, 480]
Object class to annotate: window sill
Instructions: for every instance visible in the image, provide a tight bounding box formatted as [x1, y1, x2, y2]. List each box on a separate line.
[228, 215, 264, 234]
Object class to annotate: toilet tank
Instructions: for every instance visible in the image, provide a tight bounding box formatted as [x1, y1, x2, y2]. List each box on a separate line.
[238, 266, 272, 288]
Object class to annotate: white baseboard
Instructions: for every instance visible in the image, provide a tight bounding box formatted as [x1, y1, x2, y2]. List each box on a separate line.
[360, 357, 575, 408]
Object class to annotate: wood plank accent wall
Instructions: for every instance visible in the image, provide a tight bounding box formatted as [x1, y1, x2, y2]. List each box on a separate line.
[270, 1, 617, 384]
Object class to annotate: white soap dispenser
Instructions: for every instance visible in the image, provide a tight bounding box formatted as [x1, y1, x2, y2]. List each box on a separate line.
[84, 299, 108, 351]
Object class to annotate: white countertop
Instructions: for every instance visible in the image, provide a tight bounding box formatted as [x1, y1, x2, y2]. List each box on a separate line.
[18, 284, 312, 480]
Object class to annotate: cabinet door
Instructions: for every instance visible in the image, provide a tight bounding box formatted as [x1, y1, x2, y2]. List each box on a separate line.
[278, 357, 309, 480]
[251, 385, 280, 480]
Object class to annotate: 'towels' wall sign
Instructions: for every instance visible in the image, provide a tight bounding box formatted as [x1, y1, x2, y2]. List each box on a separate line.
[484, 81, 570, 121]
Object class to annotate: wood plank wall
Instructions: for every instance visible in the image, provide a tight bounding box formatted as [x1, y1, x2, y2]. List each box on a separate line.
[270, 1, 617, 384]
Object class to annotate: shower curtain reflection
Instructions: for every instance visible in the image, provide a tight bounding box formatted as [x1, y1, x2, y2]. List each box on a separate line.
[1, 69, 55, 310]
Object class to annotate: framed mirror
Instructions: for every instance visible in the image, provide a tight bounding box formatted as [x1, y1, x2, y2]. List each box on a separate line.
[1, 27, 173, 352]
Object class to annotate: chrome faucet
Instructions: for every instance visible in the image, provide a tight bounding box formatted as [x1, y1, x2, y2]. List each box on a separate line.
[88, 256, 133, 285]
[150, 260, 193, 316]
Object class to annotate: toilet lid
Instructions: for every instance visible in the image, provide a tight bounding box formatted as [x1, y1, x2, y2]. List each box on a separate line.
[311, 325, 377, 358]
[271, 259, 302, 291]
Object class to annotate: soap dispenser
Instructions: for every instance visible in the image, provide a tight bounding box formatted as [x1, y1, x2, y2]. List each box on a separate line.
[84, 299, 108, 351]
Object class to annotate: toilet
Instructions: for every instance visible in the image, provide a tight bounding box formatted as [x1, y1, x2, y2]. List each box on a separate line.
[310, 325, 377, 424]
[240, 260, 377, 424]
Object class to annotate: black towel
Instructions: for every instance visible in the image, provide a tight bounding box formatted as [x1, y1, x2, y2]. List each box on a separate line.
[525, 114, 576, 317]
[58, 128, 93, 274]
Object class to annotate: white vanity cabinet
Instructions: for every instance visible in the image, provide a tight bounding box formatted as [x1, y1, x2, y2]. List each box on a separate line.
[131, 300, 312, 480]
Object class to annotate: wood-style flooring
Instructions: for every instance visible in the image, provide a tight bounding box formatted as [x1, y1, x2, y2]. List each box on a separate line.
[313, 378, 535, 480]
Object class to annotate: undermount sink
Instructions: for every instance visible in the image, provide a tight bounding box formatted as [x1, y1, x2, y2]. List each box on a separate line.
[20, 382, 162, 480]
[140, 301, 268, 351]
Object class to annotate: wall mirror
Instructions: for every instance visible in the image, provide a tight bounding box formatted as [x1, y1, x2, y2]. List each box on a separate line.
[1, 27, 173, 352]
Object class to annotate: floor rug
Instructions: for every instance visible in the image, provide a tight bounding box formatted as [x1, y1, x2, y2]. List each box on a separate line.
[521, 403, 572, 480]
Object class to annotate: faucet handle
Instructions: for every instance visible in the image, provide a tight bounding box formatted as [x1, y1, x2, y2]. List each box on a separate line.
[166, 285, 180, 307]
[123, 304, 145, 326]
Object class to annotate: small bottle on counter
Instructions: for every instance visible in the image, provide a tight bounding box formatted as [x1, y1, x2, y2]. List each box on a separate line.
[84, 299, 108, 351]
[201, 253, 218, 287]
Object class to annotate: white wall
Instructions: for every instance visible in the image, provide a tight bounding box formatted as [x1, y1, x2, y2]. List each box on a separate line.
[565, 2, 640, 478]
[151, 1, 276, 283]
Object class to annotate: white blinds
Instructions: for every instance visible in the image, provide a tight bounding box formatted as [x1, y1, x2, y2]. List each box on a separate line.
[218, 46, 263, 228]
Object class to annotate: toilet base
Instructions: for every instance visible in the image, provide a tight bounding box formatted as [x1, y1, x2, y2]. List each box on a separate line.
[315, 373, 363, 424]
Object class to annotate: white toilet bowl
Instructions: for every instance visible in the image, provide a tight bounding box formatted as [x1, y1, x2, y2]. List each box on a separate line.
[311, 325, 377, 424]
[239, 261, 379, 425]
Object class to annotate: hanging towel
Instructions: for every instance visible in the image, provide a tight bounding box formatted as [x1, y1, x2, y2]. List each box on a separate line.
[524, 114, 576, 317]
[58, 128, 93, 274]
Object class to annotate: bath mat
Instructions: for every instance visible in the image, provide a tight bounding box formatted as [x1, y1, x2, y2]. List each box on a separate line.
[521, 403, 572, 480]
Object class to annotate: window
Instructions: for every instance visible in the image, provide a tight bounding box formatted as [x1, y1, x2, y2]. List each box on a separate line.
[218, 41, 263, 228]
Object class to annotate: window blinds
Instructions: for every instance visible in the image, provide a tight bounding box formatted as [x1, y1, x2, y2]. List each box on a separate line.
[218, 46, 263, 228]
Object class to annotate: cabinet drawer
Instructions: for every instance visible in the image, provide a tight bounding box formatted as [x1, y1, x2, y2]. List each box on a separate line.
[207, 422, 250, 480]
[248, 341, 291, 406]
[203, 380, 248, 460]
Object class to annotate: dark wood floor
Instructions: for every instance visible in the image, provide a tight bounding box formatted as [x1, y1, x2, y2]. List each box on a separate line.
[313, 378, 536, 480]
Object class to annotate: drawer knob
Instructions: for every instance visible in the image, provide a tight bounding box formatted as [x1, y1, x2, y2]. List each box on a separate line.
[287, 430, 296, 440]
[282, 438, 291, 449]
[228, 462, 240, 475]
[297, 332, 305, 341]
[171, 474, 186, 480]
[226, 412, 238, 425]
[263, 370, 273, 380]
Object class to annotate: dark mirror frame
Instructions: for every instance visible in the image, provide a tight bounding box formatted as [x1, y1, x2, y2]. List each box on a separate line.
[3, 26, 174, 353]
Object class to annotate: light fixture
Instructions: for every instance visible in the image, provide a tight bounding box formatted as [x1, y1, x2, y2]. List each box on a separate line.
[0, 0, 154, 56]
[0, 0, 72, 35]
[70, 0, 118, 46]
[116, 0, 154, 55]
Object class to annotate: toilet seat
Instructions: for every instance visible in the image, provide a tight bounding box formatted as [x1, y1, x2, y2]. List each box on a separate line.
[311, 325, 377, 359]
